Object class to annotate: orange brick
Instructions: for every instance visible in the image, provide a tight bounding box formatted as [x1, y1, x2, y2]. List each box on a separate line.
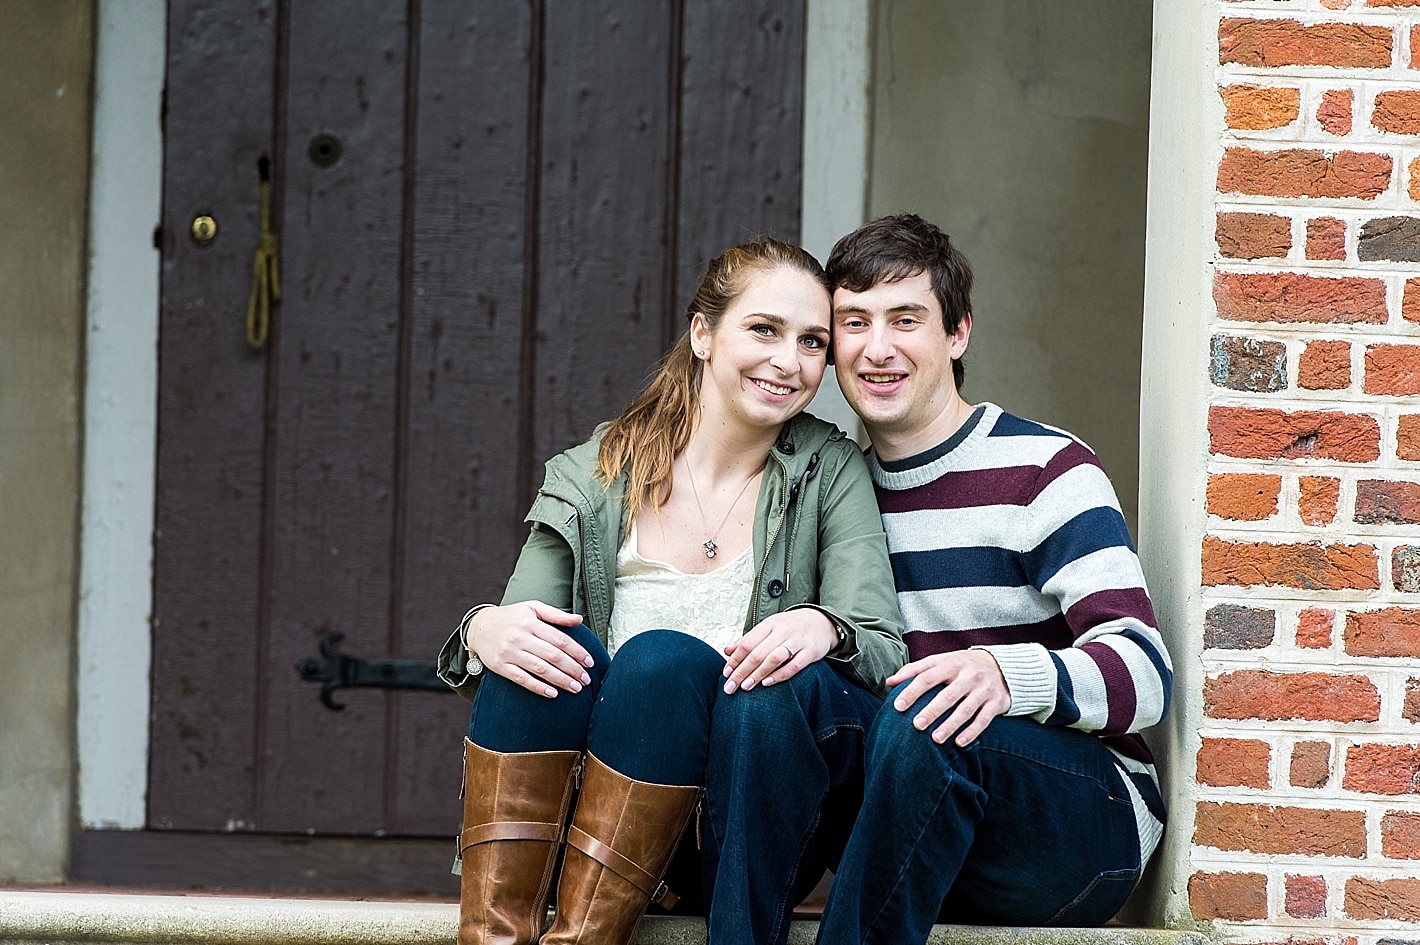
[1216, 212, 1292, 259]
[1318, 89, 1354, 136]
[1203, 537, 1379, 590]
[1415, 23, 1420, 69]
[1373, 90, 1420, 135]
[1407, 678, 1420, 721]
[1355, 479, 1420, 525]
[1297, 607, 1336, 648]
[1343, 743, 1420, 795]
[1382, 811, 1420, 859]
[1217, 148, 1391, 200]
[1368, 0, 1420, 5]
[1291, 740, 1332, 788]
[1345, 607, 1420, 657]
[1299, 476, 1340, 525]
[1209, 406, 1381, 462]
[1206, 669, 1380, 722]
[1195, 801, 1366, 856]
[1189, 871, 1268, 921]
[1198, 737, 1271, 788]
[1298, 339, 1351, 390]
[1207, 473, 1281, 520]
[1286, 874, 1328, 919]
[1219, 18, 1392, 69]
[1400, 414, 1420, 460]
[1364, 344, 1420, 396]
[1213, 272, 1387, 324]
[1221, 84, 1300, 130]
[1404, 278, 1420, 322]
[1346, 877, 1420, 921]
[1305, 216, 1347, 260]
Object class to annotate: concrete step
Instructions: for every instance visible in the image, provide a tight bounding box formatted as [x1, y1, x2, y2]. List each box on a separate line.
[0, 890, 1212, 945]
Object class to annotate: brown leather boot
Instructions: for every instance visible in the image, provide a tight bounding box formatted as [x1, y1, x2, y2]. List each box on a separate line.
[458, 738, 582, 945]
[540, 753, 700, 945]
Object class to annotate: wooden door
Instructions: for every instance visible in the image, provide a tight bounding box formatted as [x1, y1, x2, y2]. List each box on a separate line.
[148, 0, 805, 860]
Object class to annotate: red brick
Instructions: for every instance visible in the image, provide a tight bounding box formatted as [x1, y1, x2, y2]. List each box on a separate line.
[1207, 473, 1280, 520]
[1305, 216, 1347, 260]
[1286, 874, 1328, 919]
[1299, 476, 1340, 525]
[1400, 414, 1420, 460]
[1297, 608, 1335, 648]
[1203, 536, 1379, 590]
[1346, 877, 1420, 921]
[1298, 339, 1351, 390]
[1318, 89, 1355, 136]
[1198, 737, 1271, 788]
[1213, 272, 1387, 324]
[1189, 871, 1268, 921]
[1407, 678, 1420, 722]
[1322, 0, 1351, 7]
[1195, 801, 1366, 856]
[1344, 743, 1420, 794]
[1205, 669, 1380, 722]
[1219, 18, 1392, 69]
[1382, 811, 1420, 858]
[1373, 90, 1420, 135]
[1345, 607, 1420, 657]
[1415, 24, 1420, 69]
[1217, 148, 1391, 200]
[1221, 84, 1301, 130]
[1209, 405, 1381, 462]
[1291, 740, 1332, 788]
[1404, 278, 1420, 323]
[1412, 157, 1420, 202]
[1364, 345, 1420, 396]
[1368, 0, 1420, 5]
[1356, 479, 1420, 524]
[1216, 212, 1292, 259]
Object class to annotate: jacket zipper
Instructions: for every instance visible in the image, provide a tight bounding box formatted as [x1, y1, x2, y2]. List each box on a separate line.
[749, 454, 790, 626]
[781, 451, 822, 594]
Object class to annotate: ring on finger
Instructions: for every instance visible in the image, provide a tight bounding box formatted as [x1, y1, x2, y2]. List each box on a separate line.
[779, 643, 797, 658]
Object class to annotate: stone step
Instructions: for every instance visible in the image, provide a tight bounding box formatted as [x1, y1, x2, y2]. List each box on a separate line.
[0, 891, 1212, 945]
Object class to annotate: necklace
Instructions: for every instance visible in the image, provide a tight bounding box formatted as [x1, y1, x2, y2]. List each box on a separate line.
[682, 457, 761, 558]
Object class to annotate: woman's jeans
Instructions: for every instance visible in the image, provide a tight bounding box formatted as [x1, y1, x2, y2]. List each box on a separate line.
[816, 681, 1148, 944]
[467, 625, 881, 945]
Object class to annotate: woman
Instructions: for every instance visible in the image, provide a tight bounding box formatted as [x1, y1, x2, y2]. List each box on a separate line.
[437, 239, 905, 945]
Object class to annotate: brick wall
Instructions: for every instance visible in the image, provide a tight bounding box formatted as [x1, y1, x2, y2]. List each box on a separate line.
[1196, 2, 1420, 941]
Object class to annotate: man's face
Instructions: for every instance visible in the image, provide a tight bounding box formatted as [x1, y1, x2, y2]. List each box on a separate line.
[832, 270, 970, 452]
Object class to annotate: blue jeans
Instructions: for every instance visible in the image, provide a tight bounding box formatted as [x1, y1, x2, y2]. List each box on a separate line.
[467, 625, 882, 944]
[817, 682, 1146, 944]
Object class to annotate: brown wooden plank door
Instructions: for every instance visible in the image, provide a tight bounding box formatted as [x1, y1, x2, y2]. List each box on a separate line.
[151, 0, 805, 850]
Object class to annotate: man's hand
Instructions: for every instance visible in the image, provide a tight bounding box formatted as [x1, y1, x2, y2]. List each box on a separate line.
[886, 650, 1010, 747]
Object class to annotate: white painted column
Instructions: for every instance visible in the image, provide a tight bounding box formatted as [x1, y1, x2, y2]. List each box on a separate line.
[78, 0, 165, 829]
[801, 0, 872, 442]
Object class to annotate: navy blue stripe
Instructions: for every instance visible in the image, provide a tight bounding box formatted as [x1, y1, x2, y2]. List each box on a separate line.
[987, 412, 1066, 440]
[1045, 650, 1081, 726]
[890, 545, 1028, 591]
[1021, 505, 1132, 587]
[1115, 626, 1174, 718]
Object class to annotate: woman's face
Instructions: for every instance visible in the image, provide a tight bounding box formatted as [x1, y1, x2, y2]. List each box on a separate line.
[691, 266, 831, 434]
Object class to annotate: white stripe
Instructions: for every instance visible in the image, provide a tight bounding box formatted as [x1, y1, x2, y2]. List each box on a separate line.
[946, 432, 1073, 472]
[899, 585, 1058, 634]
[1050, 647, 1111, 729]
[1041, 546, 1148, 610]
[1109, 753, 1164, 866]
[882, 504, 1036, 553]
[1031, 462, 1125, 533]
[1097, 632, 1169, 729]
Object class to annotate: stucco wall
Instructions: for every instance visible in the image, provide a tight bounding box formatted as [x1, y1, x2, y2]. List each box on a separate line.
[866, 0, 1152, 532]
[0, 0, 93, 880]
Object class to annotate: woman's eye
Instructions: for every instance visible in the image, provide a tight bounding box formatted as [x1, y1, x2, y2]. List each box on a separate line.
[752, 324, 775, 336]
[801, 335, 827, 350]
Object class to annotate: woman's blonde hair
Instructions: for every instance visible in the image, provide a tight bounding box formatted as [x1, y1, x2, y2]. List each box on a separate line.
[596, 238, 828, 522]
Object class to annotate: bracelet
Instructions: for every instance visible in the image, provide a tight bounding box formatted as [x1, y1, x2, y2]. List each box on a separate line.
[458, 605, 485, 676]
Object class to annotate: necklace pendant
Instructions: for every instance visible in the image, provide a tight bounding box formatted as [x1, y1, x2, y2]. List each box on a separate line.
[703, 539, 717, 558]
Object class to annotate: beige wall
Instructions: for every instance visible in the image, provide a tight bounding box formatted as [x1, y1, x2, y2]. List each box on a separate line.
[0, 0, 93, 881]
[867, 0, 1152, 532]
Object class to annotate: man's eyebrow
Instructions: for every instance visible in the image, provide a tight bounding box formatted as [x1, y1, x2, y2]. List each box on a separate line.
[833, 301, 930, 315]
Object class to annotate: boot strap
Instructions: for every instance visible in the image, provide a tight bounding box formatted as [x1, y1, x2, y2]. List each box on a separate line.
[567, 825, 679, 909]
[460, 820, 562, 853]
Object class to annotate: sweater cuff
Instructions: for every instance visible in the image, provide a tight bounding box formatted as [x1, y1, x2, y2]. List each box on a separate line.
[973, 642, 1055, 717]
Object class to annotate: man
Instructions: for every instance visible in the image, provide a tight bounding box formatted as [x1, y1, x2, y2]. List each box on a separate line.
[817, 214, 1172, 942]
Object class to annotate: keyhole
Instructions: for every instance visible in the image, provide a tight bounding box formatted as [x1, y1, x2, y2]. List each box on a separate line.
[308, 134, 342, 168]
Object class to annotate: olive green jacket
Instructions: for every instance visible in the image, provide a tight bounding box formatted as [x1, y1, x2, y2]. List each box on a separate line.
[437, 413, 906, 699]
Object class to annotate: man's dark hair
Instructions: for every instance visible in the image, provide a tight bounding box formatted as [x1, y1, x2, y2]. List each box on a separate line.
[826, 213, 974, 390]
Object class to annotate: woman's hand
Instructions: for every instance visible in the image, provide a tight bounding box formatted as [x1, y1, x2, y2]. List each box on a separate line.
[721, 608, 838, 694]
[465, 601, 595, 698]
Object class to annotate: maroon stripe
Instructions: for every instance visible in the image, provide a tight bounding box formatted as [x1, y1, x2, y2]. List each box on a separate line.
[904, 616, 1074, 660]
[1030, 440, 1101, 502]
[1065, 587, 1158, 633]
[1103, 733, 1154, 765]
[875, 465, 1041, 514]
[1081, 640, 1136, 736]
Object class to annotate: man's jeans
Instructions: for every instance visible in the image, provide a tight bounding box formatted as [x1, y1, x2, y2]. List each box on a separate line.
[817, 681, 1146, 945]
[467, 625, 882, 945]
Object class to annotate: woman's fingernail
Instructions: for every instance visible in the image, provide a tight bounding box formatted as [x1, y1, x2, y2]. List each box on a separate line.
[723, 680, 737, 694]
[583, 657, 595, 667]
[763, 676, 776, 686]
[580, 672, 591, 685]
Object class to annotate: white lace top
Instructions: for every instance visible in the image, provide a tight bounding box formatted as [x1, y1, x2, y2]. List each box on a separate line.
[607, 522, 754, 657]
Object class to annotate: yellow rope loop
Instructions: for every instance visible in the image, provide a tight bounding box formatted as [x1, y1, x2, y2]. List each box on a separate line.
[246, 178, 280, 350]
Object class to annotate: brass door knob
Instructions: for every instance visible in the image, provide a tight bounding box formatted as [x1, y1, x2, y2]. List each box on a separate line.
[190, 214, 218, 246]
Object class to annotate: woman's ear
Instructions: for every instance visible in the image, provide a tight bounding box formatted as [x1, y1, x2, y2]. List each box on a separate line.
[689, 312, 711, 359]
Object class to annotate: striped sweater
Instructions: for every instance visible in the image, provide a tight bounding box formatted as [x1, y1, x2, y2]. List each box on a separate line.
[868, 402, 1173, 861]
